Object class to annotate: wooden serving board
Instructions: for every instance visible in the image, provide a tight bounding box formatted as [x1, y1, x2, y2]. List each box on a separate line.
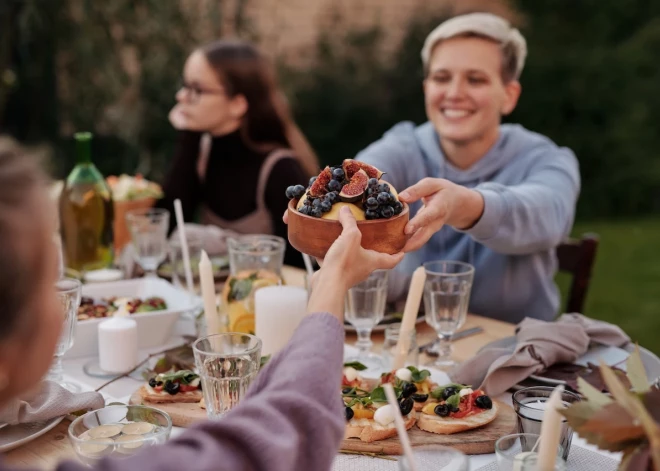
[341, 401, 517, 456]
[129, 390, 207, 427]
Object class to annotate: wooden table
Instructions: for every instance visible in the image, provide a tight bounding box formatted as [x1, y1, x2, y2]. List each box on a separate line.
[3, 267, 515, 469]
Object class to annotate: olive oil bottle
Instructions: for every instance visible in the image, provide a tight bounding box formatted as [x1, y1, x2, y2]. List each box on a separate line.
[59, 132, 114, 272]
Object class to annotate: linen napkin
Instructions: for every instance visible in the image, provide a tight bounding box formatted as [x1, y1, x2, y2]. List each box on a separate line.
[0, 381, 104, 426]
[450, 313, 631, 396]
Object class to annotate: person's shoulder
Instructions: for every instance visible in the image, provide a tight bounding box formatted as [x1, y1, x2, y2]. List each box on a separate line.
[501, 124, 578, 166]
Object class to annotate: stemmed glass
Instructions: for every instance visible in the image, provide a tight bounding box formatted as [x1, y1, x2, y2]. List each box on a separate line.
[344, 269, 388, 373]
[47, 277, 82, 391]
[423, 261, 474, 370]
[126, 208, 170, 277]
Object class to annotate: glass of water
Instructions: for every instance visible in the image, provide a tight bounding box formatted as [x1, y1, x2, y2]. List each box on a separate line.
[344, 269, 388, 373]
[48, 277, 82, 391]
[126, 208, 170, 277]
[193, 333, 262, 419]
[423, 261, 474, 370]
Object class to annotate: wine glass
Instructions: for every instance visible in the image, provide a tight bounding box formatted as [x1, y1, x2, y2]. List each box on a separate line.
[423, 261, 474, 370]
[47, 277, 82, 391]
[126, 208, 170, 277]
[344, 269, 388, 373]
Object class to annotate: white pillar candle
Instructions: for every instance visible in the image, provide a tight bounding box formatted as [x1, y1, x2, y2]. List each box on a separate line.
[199, 250, 221, 335]
[255, 286, 308, 356]
[98, 314, 138, 373]
[537, 386, 565, 471]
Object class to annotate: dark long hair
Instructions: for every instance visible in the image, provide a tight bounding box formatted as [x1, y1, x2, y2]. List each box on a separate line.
[201, 40, 318, 176]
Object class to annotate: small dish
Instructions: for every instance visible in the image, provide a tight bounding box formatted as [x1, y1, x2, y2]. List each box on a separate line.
[68, 405, 171, 464]
[287, 199, 409, 259]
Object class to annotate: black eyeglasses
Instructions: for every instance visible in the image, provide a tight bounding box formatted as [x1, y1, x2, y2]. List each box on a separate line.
[177, 79, 225, 103]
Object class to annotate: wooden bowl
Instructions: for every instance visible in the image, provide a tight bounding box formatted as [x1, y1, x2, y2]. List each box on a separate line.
[287, 199, 409, 259]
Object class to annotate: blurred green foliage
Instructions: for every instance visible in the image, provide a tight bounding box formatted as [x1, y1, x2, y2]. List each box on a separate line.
[2, 1, 660, 220]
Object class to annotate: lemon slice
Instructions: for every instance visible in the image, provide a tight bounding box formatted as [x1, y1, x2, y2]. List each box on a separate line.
[88, 424, 122, 439]
[121, 422, 154, 435]
[115, 434, 144, 452]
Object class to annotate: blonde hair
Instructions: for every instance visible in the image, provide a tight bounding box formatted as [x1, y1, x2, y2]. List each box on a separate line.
[421, 13, 527, 82]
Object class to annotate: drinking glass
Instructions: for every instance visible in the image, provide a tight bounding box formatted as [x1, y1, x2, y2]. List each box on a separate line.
[193, 333, 262, 419]
[47, 277, 82, 391]
[398, 444, 468, 470]
[423, 261, 474, 370]
[169, 235, 202, 294]
[126, 208, 170, 277]
[495, 433, 564, 471]
[512, 386, 581, 460]
[382, 322, 418, 370]
[344, 269, 388, 373]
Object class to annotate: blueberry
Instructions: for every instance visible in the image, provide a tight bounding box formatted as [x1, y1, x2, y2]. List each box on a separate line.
[399, 397, 414, 416]
[411, 393, 429, 403]
[434, 404, 450, 417]
[326, 191, 339, 203]
[310, 208, 322, 218]
[292, 185, 306, 198]
[312, 198, 323, 208]
[365, 197, 379, 210]
[285, 186, 295, 199]
[441, 387, 457, 400]
[377, 192, 391, 205]
[365, 209, 379, 220]
[332, 168, 345, 181]
[368, 178, 379, 188]
[393, 201, 403, 214]
[320, 201, 332, 213]
[475, 395, 493, 409]
[327, 179, 342, 192]
[378, 183, 390, 193]
[298, 206, 311, 216]
[402, 382, 418, 398]
[345, 407, 354, 421]
[380, 206, 394, 218]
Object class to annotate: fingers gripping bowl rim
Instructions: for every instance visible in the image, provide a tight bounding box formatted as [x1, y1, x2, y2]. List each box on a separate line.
[286, 199, 410, 259]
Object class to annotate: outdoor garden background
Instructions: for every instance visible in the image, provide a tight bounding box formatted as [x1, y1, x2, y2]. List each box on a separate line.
[1, 0, 659, 353]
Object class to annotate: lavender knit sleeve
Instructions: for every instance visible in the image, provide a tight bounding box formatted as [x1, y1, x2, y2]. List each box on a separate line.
[32, 313, 345, 471]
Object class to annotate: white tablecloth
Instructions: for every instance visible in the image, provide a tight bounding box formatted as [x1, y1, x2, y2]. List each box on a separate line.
[60, 317, 621, 471]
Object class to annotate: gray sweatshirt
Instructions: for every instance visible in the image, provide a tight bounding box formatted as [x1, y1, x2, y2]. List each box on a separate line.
[357, 121, 581, 323]
[1, 313, 345, 471]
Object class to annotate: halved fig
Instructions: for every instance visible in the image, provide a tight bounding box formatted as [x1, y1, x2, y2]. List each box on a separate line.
[342, 159, 384, 180]
[339, 169, 369, 203]
[308, 167, 332, 197]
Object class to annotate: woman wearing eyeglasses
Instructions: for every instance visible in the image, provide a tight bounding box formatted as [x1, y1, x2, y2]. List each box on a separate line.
[159, 39, 318, 267]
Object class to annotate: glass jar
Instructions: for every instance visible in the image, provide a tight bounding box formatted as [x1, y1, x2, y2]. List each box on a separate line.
[382, 322, 419, 370]
[221, 235, 285, 334]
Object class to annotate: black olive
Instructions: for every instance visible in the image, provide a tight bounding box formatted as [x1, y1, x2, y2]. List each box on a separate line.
[148, 378, 157, 388]
[342, 387, 353, 395]
[434, 404, 450, 417]
[451, 406, 460, 413]
[401, 382, 418, 399]
[442, 387, 457, 400]
[399, 397, 414, 416]
[164, 380, 180, 395]
[156, 381, 163, 387]
[411, 393, 429, 403]
[345, 407, 354, 421]
[475, 395, 493, 409]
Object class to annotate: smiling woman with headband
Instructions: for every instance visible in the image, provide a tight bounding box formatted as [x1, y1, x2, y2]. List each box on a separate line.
[355, 13, 581, 324]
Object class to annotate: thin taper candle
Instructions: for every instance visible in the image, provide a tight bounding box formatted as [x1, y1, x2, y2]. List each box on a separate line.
[393, 266, 426, 369]
[199, 250, 221, 335]
[537, 385, 564, 471]
[173, 199, 194, 294]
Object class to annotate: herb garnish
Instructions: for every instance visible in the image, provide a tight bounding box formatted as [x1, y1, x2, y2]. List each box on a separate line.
[430, 383, 470, 400]
[228, 272, 259, 302]
[343, 361, 368, 371]
[406, 366, 431, 383]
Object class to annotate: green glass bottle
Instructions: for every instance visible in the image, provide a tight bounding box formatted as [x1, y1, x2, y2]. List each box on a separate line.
[59, 132, 114, 272]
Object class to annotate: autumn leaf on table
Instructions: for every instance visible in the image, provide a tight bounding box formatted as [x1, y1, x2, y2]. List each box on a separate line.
[559, 346, 660, 471]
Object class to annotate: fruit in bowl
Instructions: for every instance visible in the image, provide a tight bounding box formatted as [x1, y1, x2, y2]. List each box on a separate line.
[286, 159, 409, 259]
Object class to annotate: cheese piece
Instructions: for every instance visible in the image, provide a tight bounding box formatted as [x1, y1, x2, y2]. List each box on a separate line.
[395, 368, 413, 382]
[373, 404, 396, 426]
[343, 367, 359, 382]
[459, 387, 474, 398]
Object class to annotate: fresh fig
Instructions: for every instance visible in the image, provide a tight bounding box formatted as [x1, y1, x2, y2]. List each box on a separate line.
[339, 169, 369, 203]
[342, 159, 384, 180]
[308, 167, 332, 197]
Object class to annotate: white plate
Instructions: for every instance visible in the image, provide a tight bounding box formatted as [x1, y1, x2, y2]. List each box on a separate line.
[66, 278, 201, 359]
[0, 416, 64, 452]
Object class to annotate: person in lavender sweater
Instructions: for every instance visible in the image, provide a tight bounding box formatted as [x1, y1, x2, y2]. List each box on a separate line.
[0, 137, 404, 471]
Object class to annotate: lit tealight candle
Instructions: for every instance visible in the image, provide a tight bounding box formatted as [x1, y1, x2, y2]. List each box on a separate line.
[255, 286, 307, 356]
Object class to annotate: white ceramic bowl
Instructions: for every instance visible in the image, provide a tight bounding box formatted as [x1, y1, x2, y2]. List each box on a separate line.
[66, 277, 200, 358]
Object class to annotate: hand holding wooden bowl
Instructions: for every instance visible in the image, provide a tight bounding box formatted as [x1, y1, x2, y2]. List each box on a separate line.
[286, 160, 409, 259]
